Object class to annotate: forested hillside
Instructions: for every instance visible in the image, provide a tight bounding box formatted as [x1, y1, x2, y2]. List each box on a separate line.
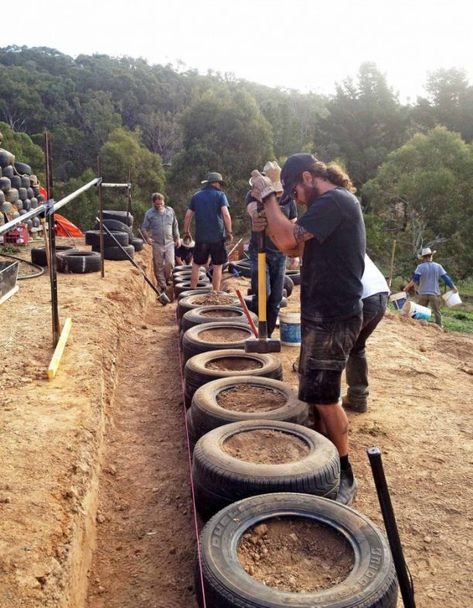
[1, 45, 473, 277]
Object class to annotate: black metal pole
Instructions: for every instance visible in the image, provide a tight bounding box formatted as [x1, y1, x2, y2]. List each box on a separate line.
[127, 167, 132, 225]
[45, 131, 60, 346]
[367, 447, 416, 608]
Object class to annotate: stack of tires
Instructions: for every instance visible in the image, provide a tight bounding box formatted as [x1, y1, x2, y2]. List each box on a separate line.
[0, 148, 44, 231]
[174, 285, 398, 608]
[172, 264, 211, 296]
[87, 210, 144, 260]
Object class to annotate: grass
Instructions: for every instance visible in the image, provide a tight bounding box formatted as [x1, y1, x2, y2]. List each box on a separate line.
[441, 308, 473, 334]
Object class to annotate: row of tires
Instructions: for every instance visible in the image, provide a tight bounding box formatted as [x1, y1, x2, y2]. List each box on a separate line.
[0, 151, 44, 223]
[171, 281, 398, 608]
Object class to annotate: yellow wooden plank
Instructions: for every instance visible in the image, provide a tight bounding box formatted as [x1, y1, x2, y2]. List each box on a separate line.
[48, 317, 72, 380]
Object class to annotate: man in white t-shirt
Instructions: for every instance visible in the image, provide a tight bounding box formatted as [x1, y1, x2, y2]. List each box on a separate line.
[342, 255, 389, 413]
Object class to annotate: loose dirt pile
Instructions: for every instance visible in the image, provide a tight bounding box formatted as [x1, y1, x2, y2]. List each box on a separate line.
[198, 327, 250, 342]
[1, 243, 473, 607]
[216, 385, 287, 411]
[223, 429, 310, 463]
[238, 519, 354, 592]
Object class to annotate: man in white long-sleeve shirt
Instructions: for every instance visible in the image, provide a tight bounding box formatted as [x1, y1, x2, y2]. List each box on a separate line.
[342, 255, 389, 413]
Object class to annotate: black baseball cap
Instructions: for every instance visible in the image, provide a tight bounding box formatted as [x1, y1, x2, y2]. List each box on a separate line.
[280, 153, 319, 203]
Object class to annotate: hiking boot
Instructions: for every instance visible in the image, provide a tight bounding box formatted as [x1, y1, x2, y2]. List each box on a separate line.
[342, 395, 367, 413]
[336, 466, 358, 506]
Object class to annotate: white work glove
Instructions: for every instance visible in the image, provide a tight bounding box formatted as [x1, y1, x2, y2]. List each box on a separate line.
[263, 161, 282, 192]
[249, 170, 275, 203]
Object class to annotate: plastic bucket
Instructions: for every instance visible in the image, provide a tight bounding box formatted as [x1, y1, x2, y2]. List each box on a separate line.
[279, 312, 301, 346]
[442, 290, 462, 308]
[389, 291, 407, 311]
[402, 300, 431, 321]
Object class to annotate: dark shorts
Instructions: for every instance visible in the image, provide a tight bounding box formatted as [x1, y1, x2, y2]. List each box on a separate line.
[298, 315, 362, 405]
[193, 240, 227, 266]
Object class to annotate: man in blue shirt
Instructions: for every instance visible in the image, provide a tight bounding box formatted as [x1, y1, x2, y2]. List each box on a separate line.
[250, 153, 365, 506]
[405, 247, 457, 326]
[183, 172, 233, 291]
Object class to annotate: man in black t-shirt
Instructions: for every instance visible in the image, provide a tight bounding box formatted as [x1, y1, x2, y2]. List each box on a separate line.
[249, 154, 366, 506]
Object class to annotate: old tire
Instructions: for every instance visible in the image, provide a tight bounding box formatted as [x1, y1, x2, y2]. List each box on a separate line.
[189, 376, 309, 442]
[283, 274, 294, 298]
[182, 322, 253, 366]
[93, 218, 133, 236]
[174, 280, 211, 297]
[287, 269, 301, 285]
[184, 349, 282, 408]
[177, 288, 215, 302]
[178, 294, 240, 323]
[193, 420, 340, 517]
[59, 251, 101, 273]
[14, 161, 32, 175]
[31, 245, 75, 267]
[197, 493, 398, 608]
[181, 305, 255, 333]
[131, 237, 144, 252]
[99, 209, 134, 226]
[103, 244, 135, 260]
[85, 230, 130, 247]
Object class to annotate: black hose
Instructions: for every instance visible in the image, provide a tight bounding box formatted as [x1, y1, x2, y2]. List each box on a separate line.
[0, 253, 45, 279]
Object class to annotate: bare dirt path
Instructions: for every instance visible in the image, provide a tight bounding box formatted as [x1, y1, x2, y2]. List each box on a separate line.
[86, 301, 195, 608]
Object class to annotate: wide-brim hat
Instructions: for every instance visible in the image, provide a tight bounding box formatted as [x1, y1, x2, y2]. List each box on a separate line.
[418, 247, 436, 259]
[182, 235, 195, 248]
[201, 171, 225, 186]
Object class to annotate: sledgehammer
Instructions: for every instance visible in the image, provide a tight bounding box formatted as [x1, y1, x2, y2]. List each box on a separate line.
[245, 205, 281, 354]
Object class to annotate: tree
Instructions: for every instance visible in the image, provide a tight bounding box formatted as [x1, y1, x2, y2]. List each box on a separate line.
[413, 68, 473, 143]
[99, 127, 166, 224]
[168, 88, 274, 234]
[0, 121, 44, 181]
[317, 63, 409, 188]
[362, 127, 473, 278]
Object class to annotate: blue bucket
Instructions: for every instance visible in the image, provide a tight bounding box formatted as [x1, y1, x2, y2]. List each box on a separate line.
[389, 291, 407, 311]
[279, 312, 301, 346]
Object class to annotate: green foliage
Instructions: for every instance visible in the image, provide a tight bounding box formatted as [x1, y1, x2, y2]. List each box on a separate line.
[100, 127, 166, 225]
[362, 127, 473, 278]
[317, 63, 409, 187]
[168, 88, 274, 234]
[55, 168, 98, 230]
[442, 308, 473, 333]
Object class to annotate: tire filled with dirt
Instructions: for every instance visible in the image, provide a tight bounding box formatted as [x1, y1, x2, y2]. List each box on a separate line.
[188, 376, 308, 444]
[181, 305, 256, 333]
[182, 322, 253, 366]
[177, 293, 240, 322]
[192, 420, 340, 517]
[184, 349, 282, 408]
[197, 492, 398, 608]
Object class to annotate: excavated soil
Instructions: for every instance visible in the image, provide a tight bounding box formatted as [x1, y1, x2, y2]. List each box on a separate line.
[197, 327, 250, 342]
[238, 518, 354, 592]
[187, 293, 236, 306]
[199, 308, 241, 317]
[222, 429, 310, 463]
[216, 385, 287, 411]
[1, 241, 473, 607]
[204, 356, 263, 371]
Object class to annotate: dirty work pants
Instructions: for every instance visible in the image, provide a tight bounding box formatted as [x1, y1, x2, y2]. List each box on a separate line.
[152, 242, 174, 289]
[249, 251, 286, 338]
[346, 293, 388, 408]
[417, 294, 442, 326]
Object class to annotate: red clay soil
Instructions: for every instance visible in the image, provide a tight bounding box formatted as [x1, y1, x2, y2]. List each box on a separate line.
[1, 241, 473, 607]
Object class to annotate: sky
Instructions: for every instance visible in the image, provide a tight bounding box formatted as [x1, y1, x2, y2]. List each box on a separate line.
[2, 0, 472, 102]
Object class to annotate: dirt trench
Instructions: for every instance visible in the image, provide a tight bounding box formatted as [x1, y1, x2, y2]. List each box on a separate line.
[85, 298, 196, 608]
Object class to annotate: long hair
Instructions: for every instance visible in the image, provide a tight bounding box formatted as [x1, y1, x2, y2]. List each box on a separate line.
[311, 161, 356, 193]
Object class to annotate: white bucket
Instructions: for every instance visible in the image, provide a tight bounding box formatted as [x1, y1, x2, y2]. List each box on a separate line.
[389, 291, 407, 311]
[402, 300, 431, 321]
[279, 312, 301, 346]
[442, 290, 462, 308]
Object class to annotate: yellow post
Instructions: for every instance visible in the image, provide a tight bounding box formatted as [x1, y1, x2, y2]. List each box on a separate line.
[48, 317, 72, 379]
